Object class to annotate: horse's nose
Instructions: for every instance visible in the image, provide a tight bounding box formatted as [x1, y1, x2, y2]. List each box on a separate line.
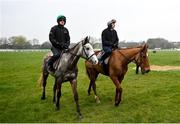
[94, 60, 98, 65]
[145, 69, 150, 73]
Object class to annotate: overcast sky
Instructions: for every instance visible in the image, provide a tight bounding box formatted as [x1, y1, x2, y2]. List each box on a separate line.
[1, 0, 180, 43]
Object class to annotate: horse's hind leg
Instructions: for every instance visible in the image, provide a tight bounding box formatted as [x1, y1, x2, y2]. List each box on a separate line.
[70, 79, 82, 119]
[90, 72, 100, 103]
[53, 78, 57, 103]
[41, 72, 49, 100]
[87, 80, 92, 95]
[87, 70, 98, 95]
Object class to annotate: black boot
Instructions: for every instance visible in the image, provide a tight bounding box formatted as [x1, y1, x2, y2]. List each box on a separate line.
[47, 56, 57, 73]
[99, 52, 109, 64]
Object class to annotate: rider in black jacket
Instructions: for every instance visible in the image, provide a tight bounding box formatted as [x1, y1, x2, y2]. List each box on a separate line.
[48, 15, 70, 73]
[100, 19, 119, 64]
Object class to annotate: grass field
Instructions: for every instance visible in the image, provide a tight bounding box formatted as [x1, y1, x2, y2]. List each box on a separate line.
[0, 50, 180, 123]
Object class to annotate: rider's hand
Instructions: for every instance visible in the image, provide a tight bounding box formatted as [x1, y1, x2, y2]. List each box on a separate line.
[63, 49, 69, 52]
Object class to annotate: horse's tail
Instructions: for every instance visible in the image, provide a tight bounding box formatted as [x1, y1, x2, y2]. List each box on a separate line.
[37, 52, 52, 87]
[85, 61, 93, 80]
[38, 72, 43, 87]
[85, 67, 91, 80]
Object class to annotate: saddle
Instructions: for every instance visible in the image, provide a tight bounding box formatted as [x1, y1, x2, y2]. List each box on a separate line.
[97, 51, 110, 75]
[46, 52, 63, 74]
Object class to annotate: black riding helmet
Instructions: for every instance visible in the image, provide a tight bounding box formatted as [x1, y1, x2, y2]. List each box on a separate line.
[57, 15, 66, 24]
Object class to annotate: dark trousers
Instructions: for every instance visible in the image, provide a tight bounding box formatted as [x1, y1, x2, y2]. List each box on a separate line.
[101, 46, 112, 62]
[48, 46, 62, 68]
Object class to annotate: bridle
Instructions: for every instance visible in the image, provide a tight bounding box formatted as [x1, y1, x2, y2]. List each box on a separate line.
[82, 44, 96, 60]
[133, 51, 144, 66]
[118, 47, 144, 65]
[68, 42, 95, 61]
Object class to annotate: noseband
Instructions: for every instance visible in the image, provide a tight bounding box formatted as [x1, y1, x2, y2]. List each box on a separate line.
[82, 45, 95, 60]
[68, 42, 95, 60]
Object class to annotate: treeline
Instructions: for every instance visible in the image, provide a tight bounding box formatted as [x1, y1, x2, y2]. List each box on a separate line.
[0, 36, 180, 49]
[91, 37, 180, 49]
[0, 36, 51, 49]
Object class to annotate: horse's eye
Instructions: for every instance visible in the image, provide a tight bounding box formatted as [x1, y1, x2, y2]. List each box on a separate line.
[86, 47, 90, 50]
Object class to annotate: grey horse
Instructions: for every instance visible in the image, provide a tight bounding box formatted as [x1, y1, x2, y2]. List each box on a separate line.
[39, 36, 98, 118]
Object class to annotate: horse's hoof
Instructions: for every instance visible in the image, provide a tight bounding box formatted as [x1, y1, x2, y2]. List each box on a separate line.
[55, 108, 59, 111]
[41, 96, 46, 100]
[88, 91, 91, 96]
[55, 106, 60, 111]
[77, 114, 83, 119]
[95, 98, 101, 104]
[115, 103, 119, 106]
[96, 100, 101, 104]
[115, 101, 120, 106]
[95, 95, 100, 104]
[78, 115, 83, 119]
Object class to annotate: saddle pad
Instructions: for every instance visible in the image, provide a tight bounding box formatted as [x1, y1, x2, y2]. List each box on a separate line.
[96, 51, 109, 65]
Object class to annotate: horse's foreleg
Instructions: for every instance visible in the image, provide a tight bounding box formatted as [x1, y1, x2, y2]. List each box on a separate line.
[41, 73, 49, 100]
[70, 79, 82, 118]
[53, 78, 57, 103]
[136, 65, 139, 74]
[56, 80, 62, 110]
[87, 80, 92, 95]
[111, 76, 123, 106]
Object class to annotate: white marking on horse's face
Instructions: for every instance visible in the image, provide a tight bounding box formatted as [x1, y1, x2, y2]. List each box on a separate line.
[83, 43, 98, 64]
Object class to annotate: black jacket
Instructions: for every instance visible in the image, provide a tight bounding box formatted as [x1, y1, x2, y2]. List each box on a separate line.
[49, 25, 70, 49]
[101, 27, 119, 49]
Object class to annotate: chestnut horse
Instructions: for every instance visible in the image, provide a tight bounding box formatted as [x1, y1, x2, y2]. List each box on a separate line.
[39, 37, 98, 118]
[85, 44, 150, 106]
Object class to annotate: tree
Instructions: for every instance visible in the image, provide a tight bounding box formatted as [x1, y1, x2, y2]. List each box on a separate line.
[31, 38, 39, 46]
[9, 36, 28, 49]
[0, 37, 10, 49]
[41, 41, 51, 49]
[147, 38, 175, 49]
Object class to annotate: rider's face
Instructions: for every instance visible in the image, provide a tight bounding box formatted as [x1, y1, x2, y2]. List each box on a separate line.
[59, 20, 65, 25]
[112, 23, 116, 29]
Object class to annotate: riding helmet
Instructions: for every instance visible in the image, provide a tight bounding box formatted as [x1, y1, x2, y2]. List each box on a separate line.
[57, 15, 66, 24]
[107, 19, 116, 27]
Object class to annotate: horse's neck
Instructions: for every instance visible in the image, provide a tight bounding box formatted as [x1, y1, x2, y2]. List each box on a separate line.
[63, 44, 81, 69]
[119, 47, 141, 62]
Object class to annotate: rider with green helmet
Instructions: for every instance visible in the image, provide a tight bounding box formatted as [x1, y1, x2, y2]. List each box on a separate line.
[48, 15, 70, 73]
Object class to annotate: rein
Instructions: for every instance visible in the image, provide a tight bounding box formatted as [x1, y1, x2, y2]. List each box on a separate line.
[118, 51, 131, 63]
[118, 47, 143, 63]
[66, 42, 95, 60]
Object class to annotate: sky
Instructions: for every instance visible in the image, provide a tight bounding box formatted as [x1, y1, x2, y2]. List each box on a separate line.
[1, 0, 180, 43]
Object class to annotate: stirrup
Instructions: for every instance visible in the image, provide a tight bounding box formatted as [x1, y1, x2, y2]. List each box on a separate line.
[47, 65, 55, 74]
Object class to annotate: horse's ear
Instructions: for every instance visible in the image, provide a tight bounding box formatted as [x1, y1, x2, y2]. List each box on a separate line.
[142, 43, 148, 51]
[83, 36, 89, 45]
[144, 43, 148, 49]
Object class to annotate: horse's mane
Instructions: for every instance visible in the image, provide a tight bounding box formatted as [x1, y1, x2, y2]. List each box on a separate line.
[118, 44, 143, 50]
[68, 39, 83, 52]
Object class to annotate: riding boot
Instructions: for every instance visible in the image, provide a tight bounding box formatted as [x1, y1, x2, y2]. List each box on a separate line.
[102, 59, 108, 75]
[47, 56, 58, 73]
[99, 52, 109, 64]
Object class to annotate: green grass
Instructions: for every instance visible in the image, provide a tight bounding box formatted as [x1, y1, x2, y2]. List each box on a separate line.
[0, 51, 180, 122]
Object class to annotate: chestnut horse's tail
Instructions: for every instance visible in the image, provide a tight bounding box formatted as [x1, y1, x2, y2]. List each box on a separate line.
[85, 61, 96, 80]
[85, 66, 91, 80]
